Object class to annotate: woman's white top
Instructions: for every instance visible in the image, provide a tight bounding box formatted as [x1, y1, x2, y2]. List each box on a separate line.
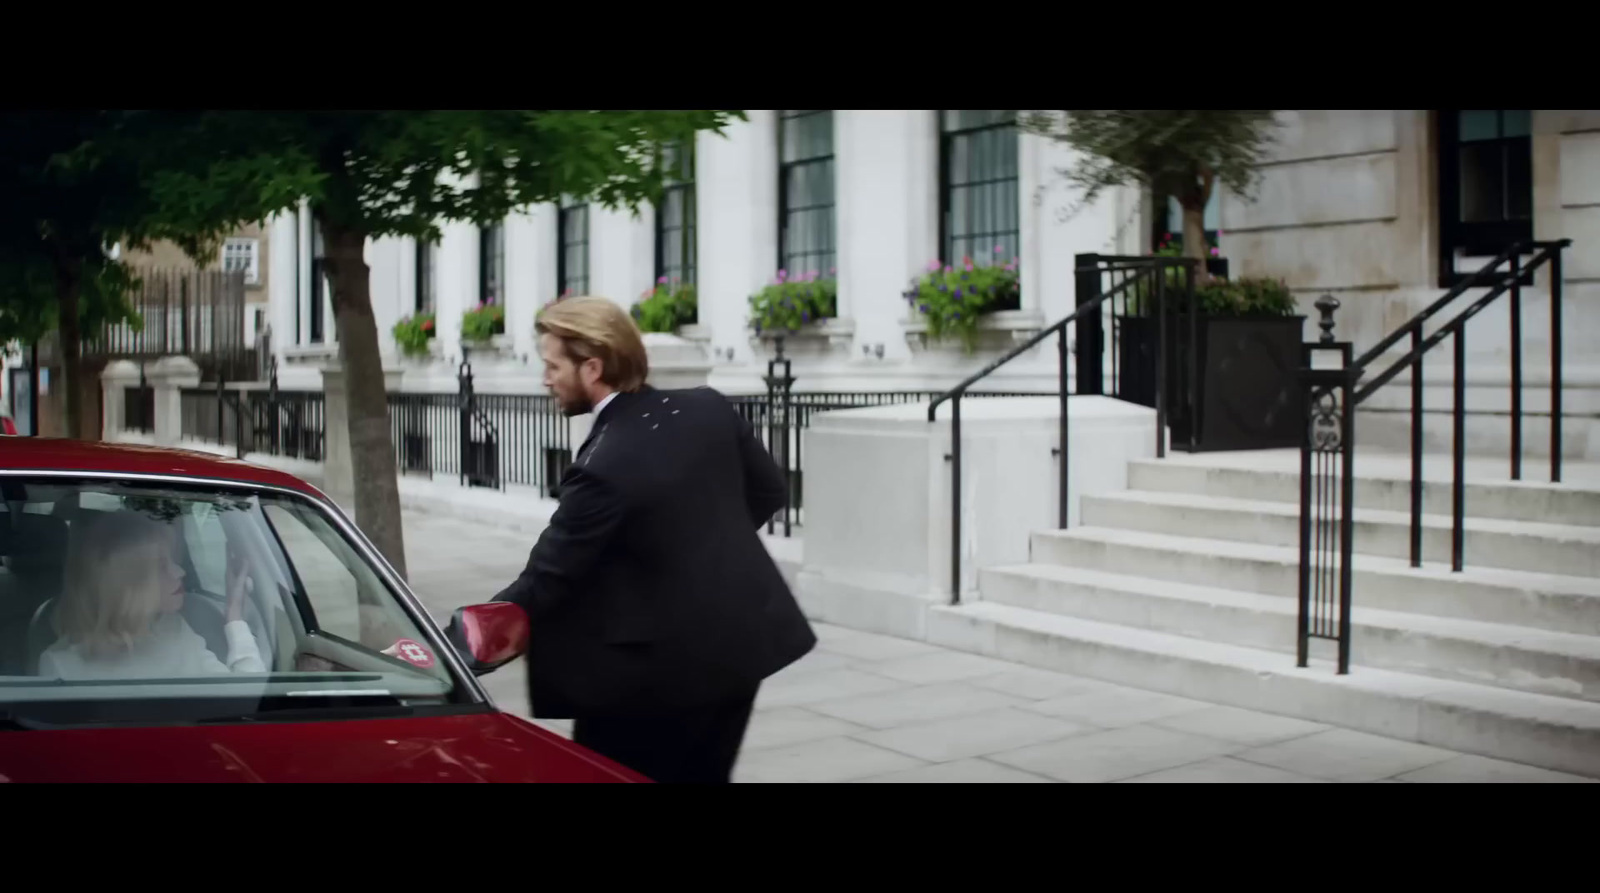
[39, 611, 267, 679]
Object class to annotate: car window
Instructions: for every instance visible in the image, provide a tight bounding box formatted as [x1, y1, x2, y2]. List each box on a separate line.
[0, 476, 466, 727]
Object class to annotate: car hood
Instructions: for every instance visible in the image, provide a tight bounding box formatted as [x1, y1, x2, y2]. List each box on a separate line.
[0, 710, 648, 783]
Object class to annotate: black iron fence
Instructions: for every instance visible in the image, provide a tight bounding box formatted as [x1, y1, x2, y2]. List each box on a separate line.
[86, 268, 258, 383]
[1296, 239, 1571, 674]
[929, 255, 1197, 602]
[174, 352, 1053, 538]
[124, 378, 155, 433]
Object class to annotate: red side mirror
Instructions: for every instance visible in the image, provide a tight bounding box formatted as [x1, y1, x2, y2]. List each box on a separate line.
[444, 602, 529, 676]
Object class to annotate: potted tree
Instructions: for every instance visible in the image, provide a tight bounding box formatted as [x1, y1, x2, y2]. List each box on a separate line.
[1120, 269, 1304, 451]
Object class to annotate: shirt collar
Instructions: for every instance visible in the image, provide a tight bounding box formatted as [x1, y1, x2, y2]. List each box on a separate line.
[593, 391, 619, 418]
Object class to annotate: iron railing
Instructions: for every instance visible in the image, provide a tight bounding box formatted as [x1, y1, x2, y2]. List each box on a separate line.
[1296, 239, 1572, 673]
[929, 255, 1197, 601]
[86, 268, 257, 382]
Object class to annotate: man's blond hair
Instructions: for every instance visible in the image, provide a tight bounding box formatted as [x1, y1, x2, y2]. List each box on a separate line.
[535, 295, 650, 392]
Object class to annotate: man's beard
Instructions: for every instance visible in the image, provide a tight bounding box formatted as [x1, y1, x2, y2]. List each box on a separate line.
[560, 394, 593, 417]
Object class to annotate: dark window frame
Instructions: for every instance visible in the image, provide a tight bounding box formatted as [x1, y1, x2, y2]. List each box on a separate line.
[654, 141, 696, 289]
[308, 219, 325, 344]
[1436, 109, 1535, 287]
[415, 238, 436, 314]
[557, 202, 590, 298]
[938, 110, 1021, 270]
[777, 110, 837, 279]
[478, 222, 505, 306]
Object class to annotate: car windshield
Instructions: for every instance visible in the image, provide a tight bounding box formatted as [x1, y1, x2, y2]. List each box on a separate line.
[0, 475, 472, 728]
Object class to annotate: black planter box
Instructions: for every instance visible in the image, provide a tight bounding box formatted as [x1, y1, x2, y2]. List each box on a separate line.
[1118, 314, 1306, 452]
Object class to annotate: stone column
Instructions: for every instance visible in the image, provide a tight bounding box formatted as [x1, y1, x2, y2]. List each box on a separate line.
[696, 112, 779, 366]
[99, 360, 141, 440]
[319, 363, 405, 513]
[149, 356, 200, 447]
[836, 109, 926, 364]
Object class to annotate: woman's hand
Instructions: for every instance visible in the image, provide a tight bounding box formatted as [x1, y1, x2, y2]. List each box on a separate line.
[225, 546, 254, 623]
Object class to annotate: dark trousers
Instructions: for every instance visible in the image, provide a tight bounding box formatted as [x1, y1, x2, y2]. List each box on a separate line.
[572, 688, 759, 784]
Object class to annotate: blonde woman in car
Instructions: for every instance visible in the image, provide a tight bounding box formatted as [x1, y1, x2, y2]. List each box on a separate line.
[38, 510, 266, 679]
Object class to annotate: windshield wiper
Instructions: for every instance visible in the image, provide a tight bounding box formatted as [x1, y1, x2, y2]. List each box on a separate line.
[197, 692, 410, 724]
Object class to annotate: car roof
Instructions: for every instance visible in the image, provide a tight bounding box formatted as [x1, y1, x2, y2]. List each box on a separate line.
[0, 437, 325, 498]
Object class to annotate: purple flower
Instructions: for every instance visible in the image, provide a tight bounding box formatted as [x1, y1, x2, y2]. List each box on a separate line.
[954, 288, 964, 300]
[917, 303, 929, 313]
[801, 311, 811, 322]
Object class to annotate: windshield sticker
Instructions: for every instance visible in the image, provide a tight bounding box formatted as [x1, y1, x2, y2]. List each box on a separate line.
[386, 639, 435, 668]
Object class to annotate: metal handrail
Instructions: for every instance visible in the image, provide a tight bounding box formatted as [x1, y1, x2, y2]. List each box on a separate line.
[928, 256, 1196, 603]
[1296, 238, 1572, 674]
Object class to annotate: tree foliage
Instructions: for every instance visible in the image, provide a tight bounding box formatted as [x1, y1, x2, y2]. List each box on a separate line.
[1022, 110, 1280, 270]
[124, 109, 746, 578]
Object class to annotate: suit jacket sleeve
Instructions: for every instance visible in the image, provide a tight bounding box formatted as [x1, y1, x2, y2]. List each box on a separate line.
[736, 406, 788, 528]
[491, 467, 626, 619]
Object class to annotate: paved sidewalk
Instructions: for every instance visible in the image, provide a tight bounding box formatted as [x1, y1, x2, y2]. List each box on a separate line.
[401, 511, 1595, 784]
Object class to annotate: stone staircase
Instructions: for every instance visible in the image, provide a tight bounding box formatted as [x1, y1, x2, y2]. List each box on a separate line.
[928, 449, 1600, 777]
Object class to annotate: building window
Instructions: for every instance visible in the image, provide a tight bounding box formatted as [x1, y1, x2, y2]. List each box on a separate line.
[479, 222, 504, 306]
[778, 110, 836, 278]
[655, 141, 696, 287]
[415, 238, 436, 313]
[309, 220, 325, 344]
[222, 237, 260, 285]
[1438, 109, 1534, 283]
[557, 202, 589, 297]
[939, 110, 1020, 266]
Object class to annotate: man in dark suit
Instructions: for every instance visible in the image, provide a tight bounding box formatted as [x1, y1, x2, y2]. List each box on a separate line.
[487, 295, 816, 784]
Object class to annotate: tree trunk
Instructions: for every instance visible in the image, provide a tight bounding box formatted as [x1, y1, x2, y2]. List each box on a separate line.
[1181, 203, 1211, 286]
[52, 257, 84, 440]
[321, 221, 409, 580]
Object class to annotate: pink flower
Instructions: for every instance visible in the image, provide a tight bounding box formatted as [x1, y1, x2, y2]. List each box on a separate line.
[926, 260, 941, 272]
[657, 275, 668, 285]
[829, 267, 836, 275]
[943, 266, 953, 275]
[777, 269, 788, 281]
[994, 245, 1004, 254]
[1210, 247, 1220, 257]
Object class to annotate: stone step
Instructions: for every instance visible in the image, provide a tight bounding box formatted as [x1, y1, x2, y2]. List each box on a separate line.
[925, 600, 1600, 778]
[980, 563, 1600, 702]
[1029, 526, 1600, 636]
[1126, 451, 1600, 526]
[1081, 489, 1600, 578]
[1355, 410, 1599, 462]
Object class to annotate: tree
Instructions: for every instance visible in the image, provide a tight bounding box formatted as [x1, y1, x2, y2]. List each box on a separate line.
[0, 111, 305, 438]
[138, 110, 746, 579]
[1023, 110, 1280, 279]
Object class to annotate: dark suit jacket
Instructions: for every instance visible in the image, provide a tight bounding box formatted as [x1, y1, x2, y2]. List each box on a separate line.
[491, 385, 816, 717]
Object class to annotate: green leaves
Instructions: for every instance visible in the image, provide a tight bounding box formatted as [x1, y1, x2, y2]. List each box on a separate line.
[748, 271, 836, 335]
[631, 279, 697, 334]
[903, 252, 1021, 353]
[1023, 110, 1279, 209]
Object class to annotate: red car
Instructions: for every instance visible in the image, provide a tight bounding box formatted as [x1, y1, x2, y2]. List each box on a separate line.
[0, 437, 646, 783]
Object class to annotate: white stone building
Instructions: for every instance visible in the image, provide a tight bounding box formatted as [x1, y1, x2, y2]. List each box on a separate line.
[267, 110, 1144, 397]
[263, 109, 1597, 449]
